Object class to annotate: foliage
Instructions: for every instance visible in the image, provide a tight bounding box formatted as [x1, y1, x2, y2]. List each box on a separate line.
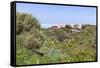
[16, 12, 40, 35]
[16, 12, 97, 65]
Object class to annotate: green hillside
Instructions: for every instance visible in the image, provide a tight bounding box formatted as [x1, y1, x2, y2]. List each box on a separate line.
[16, 13, 97, 65]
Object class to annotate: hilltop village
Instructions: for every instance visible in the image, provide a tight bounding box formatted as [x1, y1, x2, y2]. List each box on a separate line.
[50, 24, 82, 32]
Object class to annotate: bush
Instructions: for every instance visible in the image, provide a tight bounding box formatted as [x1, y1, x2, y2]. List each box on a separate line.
[16, 12, 40, 35]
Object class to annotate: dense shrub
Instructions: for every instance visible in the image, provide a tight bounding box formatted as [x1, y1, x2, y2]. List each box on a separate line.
[16, 12, 40, 35]
[16, 12, 96, 65]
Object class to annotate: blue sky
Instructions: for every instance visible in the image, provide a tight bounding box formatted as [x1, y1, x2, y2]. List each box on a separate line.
[16, 3, 96, 28]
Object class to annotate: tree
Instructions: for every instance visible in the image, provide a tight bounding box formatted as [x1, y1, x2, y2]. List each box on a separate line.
[16, 12, 44, 56]
[16, 12, 40, 35]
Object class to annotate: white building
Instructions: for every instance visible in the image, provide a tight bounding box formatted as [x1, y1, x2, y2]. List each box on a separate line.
[57, 24, 65, 28]
[70, 24, 82, 29]
[70, 24, 82, 32]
